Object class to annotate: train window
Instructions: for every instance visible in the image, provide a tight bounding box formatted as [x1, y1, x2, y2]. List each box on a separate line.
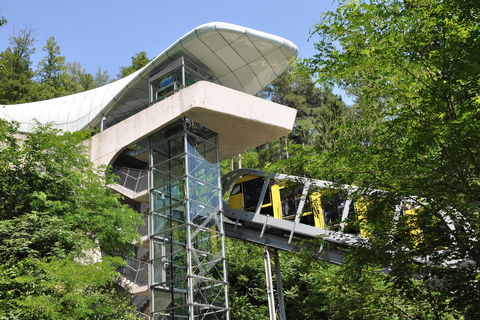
[230, 183, 242, 196]
[280, 185, 305, 218]
[321, 191, 345, 225]
[344, 202, 360, 234]
[243, 177, 270, 211]
[280, 188, 295, 217]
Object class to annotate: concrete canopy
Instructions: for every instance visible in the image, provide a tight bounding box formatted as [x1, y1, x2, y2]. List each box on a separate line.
[89, 81, 297, 167]
[0, 22, 298, 134]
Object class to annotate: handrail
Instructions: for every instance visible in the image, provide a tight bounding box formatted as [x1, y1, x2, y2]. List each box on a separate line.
[112, 166, 148, 194]
[118, 258, 149, 288]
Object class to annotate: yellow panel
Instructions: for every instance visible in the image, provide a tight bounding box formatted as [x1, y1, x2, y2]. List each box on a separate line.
[271, 184, 282, 219]
[210, 225, 218, 255]
[355, 200, 369, 238]
[310, 192, 325, 229]
[228, 193, 243, 210]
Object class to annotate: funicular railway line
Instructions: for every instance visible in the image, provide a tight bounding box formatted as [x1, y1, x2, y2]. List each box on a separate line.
[221, 168, 474, 267]
[221, 168, 361, 265]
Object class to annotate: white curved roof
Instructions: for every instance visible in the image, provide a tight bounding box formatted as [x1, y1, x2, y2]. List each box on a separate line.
[0, 22, 298, 133]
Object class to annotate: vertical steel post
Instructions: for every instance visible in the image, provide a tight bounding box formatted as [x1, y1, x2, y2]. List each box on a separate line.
[264, 246, 277, 320]
[274, 251, 286, 320]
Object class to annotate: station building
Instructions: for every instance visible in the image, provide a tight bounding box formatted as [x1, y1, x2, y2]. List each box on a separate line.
[0, 23, 298, 319]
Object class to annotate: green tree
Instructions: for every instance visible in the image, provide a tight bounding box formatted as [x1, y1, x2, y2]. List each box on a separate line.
[93, 66, 112, 87]
[36, 36, 69, 99]
[298, 0, 480, 317]
[0, 12, 6, 27]
[0, 26, 39, 104]
[226, 238, 270, 319]
[0, 120, 143, 318]
[118, 51, 150, 79]
[226, 237, 447, 319]
[64, 61, 94, 93]
[263, 67, 350, 152]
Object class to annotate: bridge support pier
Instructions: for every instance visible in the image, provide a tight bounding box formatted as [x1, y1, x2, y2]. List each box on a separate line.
[264, 246, 286, 320]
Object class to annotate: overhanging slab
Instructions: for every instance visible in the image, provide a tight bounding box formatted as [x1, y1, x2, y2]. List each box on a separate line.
[88, 81, 296, 167]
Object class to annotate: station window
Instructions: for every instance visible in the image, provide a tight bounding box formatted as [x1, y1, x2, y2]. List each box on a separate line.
[149, 57, 216, 105]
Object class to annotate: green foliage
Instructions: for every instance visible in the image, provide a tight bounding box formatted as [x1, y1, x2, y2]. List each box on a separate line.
[0, 120, 142, 318]
[63, 61, 95, 93]
[0, 25, 114, 105]
[0, 27, 40, 104]
[226, 237, 452, 319]
[36, 36, 70, 99]
[290, 0, 480, 317]
[263, 65, 351, 152]
[93, 66, 112, 87]
[226, 238, 269, 319]
[118, 51, 150, 79]
[0, 13, 6, 27]
[238, 64, 351, 172]
[0, 258, 137, 320]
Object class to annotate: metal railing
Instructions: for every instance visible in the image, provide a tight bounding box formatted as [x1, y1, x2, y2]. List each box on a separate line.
[118, 258, 149, 289]
[112, 166, 148, 194]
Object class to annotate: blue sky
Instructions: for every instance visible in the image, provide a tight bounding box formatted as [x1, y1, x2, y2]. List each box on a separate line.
[0, 0, 352, 103]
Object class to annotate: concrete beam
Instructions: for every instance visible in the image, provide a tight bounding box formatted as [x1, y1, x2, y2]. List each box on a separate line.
[88, 81, 296, 167]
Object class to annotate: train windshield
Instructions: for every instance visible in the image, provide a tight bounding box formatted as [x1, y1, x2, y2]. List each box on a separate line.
[243, 177, 271, 210]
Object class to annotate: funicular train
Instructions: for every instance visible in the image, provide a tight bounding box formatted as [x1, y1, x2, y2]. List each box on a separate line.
[222, 169, 455, 242]
[223, 169, 358, 232]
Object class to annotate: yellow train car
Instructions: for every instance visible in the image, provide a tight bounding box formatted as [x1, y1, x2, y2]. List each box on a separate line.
[225, 172, 355, 231]
[223, 169, 454, 244]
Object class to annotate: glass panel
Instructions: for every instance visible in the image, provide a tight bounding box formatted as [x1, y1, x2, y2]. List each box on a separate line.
[152, 181, 185, 211]
[191, 252, 225, 280]
[151, 122, 184, 145]
[152, 281, 188, 313]
[186, 134, 218, 164]
[321, 190, 344, 225]
[153, 225, 187, 245]
[152, 156, 185, 189]
[190, 226, 223, 253]
[153, 237, 185, 259]
[152, 252, 188, 284]
[184, 57, 216, 82]
[188, 179, 220, 209]
[278, 184, 305, 218]
[186, 122, 217, 142]
[184, 68, 202, 86]
[152, 146, 169, 166]
[153, 287, 174, 313]
[150, 67, 183, 104]
[187, 155, 219, 186]
[151, 206, 186, 235]
[152, 135, 185, 163]
[190, 211, 221, 230]
[204, 146, 218, 164]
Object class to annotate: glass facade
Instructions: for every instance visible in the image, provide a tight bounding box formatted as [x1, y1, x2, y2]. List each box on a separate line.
[149, 57, 216, 105]
[149, 118, 229, 320]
